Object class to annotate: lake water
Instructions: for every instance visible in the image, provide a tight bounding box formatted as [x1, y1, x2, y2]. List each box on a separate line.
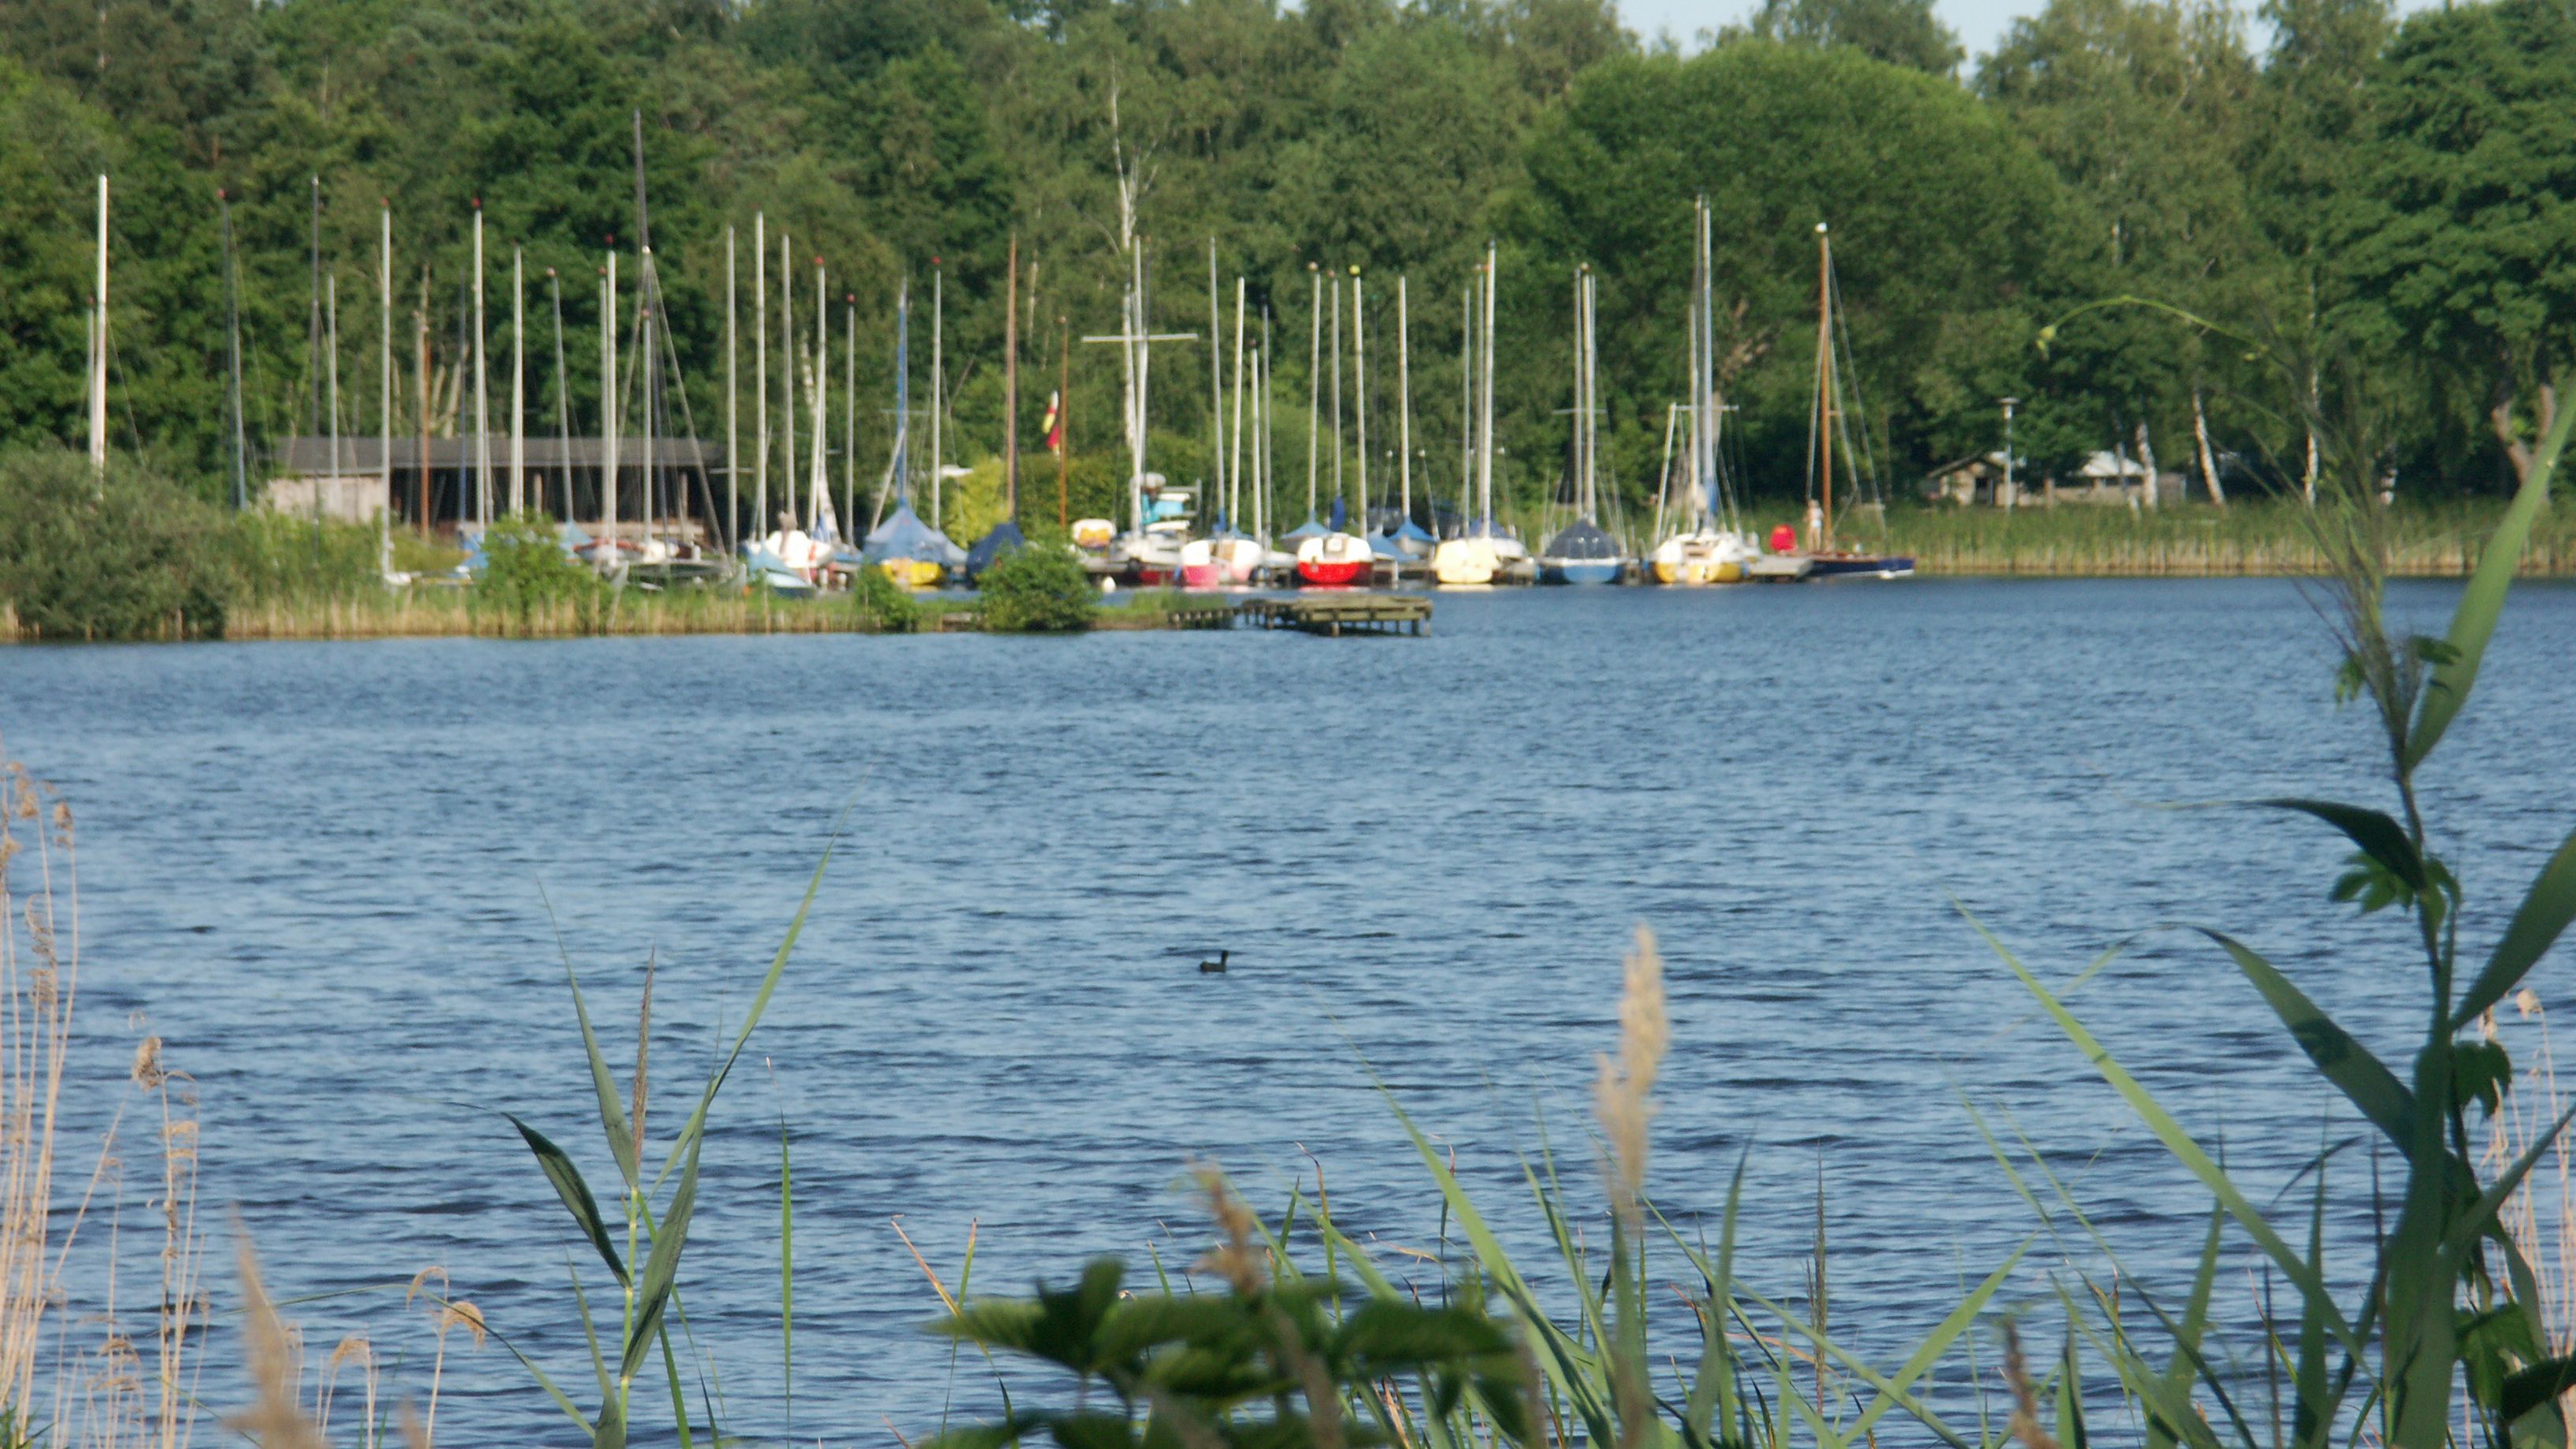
[5, 578, 2574, 1445]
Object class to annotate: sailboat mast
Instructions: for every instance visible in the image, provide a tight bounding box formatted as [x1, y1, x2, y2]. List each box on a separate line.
[811, 256, 826, 534]
[1479, 242, 1496, 526]
[844, 292, 856, 542]
[91, 175, 107, 476]
[511, 247, 525, 515]
[1005, 234, 1020, 521]
[1461, 281, 1473, 524]
[222, 189, 246, 510]
[1305, 264, 1321, 522]
[1815, 223, 1833, 543]
[1330, 273, 1342, 519]
[1354, 271, 1367, 532]
[1260, 305, 1273, 541]
[642, 248, 657, 537]
[942, 261, 953, 528]
[550, 269, 570, 521]
[1688, 199, 1705, 531]
[377, 201, 389, 567]
[895, 279, 910, 507]
[781, 230, 796, 530]
[603, 253, 619, 544]
[725, 225, 737, 549]
[1229, 276, 1245, 531]
[754, 212, 767, 537]
[1207, 238, 1225, 514]
[327, 274, 341, 522]
[473, 202, 489, 527]
[1398, 275, 1412, 532]
[1570, 267, 1583, 525]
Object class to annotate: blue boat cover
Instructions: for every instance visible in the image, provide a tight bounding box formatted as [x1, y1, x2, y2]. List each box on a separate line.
[1365, 532, 1407, 560]
[1281, 515, 1332, 541]
[1541, 520, 1622, 560]
[863, 503, 965, 565]
[1394, 519, 1438, 546]
[964, 521, 1028, 580]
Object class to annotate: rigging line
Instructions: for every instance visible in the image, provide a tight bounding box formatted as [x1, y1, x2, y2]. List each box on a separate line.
[1825, 261, 1882, 504]
[643, 254, 723, 548]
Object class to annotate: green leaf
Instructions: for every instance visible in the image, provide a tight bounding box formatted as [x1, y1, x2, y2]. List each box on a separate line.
[1973, 911, 2362, 1355]
[2503, 1356, 2576, 1426]
[2260, 799, 2428, 894]
[591, 1393, 625, 1449]
[2406, 385, 2576, 769]
[556, 933, 638, 1193]
[2200, 930, 2415, 1149]
[2453, 822, 2576, 1031]
[504, 1113, 627, 1285]
[623, 1133, 703, 1385]
[653, 833, 836, 1191]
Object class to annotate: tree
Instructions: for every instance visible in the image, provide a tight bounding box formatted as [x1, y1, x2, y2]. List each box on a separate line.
[1744, 0, 1964, 76]
[2332, 0, 2576, 485]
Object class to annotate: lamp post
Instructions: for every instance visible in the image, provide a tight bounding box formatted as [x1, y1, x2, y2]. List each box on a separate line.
[2000, 396, 2019, 510]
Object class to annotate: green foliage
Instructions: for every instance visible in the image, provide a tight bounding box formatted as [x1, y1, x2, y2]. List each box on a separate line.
[849, 561, 925, 632]
[975, 540, 1092, 632]
[1745, 0, 1966, 74]
[218, 510, 380, 603]
[474, 510, 603, 630]
[0, 446, 234, 638]
[927, 1254, 1530, 1449]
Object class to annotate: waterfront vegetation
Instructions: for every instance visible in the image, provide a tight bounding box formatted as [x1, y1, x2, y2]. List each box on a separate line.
[2, 0, 2573, 529]
[0, 399, 2571, 1448]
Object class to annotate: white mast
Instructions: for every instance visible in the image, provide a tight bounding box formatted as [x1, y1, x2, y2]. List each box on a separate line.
[1398, 275, 1412, 534]
[326, 273, 341, 522]
[810, 257, 826, 534]
[1353, 271, 1368, 533]
[379, 202, 391, 572]
[844, 291, 856, 537]
[1228, 276, 1245, 531]
[550, 268, 571, 521]
[1330, 272, 1342, 521]
[603, 251, 618, 545]
[511, 246, 526, 515]
[89, 174, 107, 477]
[473, 202, 489, 526]
[1207, 238, 1225, 512]
[1461, 282, 1473, 524]
[1479, 242, 1496, 526]
[781, 230, 796, 530]
[942, 261, 953, 528]
[724, 224, 737, 551]
[1305, 264, 1321, 522]
[754, 212, 767, 539]
[640, 247, 656, 537]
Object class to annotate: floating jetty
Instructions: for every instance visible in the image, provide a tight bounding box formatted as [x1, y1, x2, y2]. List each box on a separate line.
[1237, 593, 1431, 637]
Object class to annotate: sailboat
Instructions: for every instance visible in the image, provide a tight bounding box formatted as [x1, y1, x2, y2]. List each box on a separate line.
[1538, 267, 1625, 585]
[1297, 266, 1370, 587]
[1652, 197, 1761, 586]
[1433, 243, 1527, 585]
[863, 278, 965, 586]
[1756, 223, 1912, 582]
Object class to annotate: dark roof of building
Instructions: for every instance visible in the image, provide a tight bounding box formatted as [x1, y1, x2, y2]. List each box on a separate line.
[271, 436, 725, 474]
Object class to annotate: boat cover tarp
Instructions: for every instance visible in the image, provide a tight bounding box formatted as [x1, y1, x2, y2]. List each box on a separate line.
[964, 521, 1028, 580]
[1394, 519, 1438, 546]
[1365, 532, 1407, 560]
[1541, 519, 1621, 560]
[863, 503, 965, 565]
[1281, 516, 1332, 541]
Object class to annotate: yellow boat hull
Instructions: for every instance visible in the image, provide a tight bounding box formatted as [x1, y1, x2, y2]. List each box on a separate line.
[1651, 558, 1743, 586]
[879, 559, 944, 589]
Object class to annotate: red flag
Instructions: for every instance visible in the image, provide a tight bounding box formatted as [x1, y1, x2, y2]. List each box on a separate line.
[1041, 390, 1064, 455]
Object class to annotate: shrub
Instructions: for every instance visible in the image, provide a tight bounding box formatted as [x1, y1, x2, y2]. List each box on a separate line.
[0, 447, 236, 639]
[474, 510, 602, 631]
[975, 540, 1093, 632]
[219, 510, 380, 604]
[851, 561, 924, 632]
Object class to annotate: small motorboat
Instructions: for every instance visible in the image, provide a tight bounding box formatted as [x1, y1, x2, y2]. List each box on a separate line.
[1432, 534, 1500, 586]
[1649, 530, 1758, 585]
[1537, 519, 1625, 586]
[1295, 531, 1371, 586]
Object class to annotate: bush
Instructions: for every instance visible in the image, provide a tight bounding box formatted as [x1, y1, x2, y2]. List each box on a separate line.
[219, 510, 381, 604]
[975, 540, 1093, 632]
[474, 511, 603, 631]
[0, 447, 236, 639]
[851, 561, 924, 632]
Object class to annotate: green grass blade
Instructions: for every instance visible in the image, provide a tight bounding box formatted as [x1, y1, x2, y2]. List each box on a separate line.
[2453, 822, 2576, 1031]
[1679, 1157, 1746, 1444]
[505, 1112, 628, 1284]
[2144, 1208, 2224, 1449]
[780, 1116, 795, 1436]
[1732, 1286, 1978, 1449]
[544, 894, 639, 1191]
[2256, 800, 2428, 893]
[1972, 909, 2362, 1355]
[657, 1324, 693, 1449]
[624, 1134, 705, 1384]
[2199, 930, 2414, 1150]
[2406, 383, 2574, 769]
[653, 831, 838, 1190]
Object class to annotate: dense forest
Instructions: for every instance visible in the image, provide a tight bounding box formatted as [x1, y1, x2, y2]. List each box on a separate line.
[0, 0, 2570, 530]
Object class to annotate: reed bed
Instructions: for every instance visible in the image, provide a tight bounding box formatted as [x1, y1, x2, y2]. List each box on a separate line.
[219, 588, 899, 641]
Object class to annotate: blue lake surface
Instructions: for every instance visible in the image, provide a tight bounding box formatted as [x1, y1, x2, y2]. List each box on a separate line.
[4, 578, 2574, 1445]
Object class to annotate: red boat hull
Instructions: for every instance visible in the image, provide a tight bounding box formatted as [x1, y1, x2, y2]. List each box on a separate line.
[1297, 560, 1367, 587]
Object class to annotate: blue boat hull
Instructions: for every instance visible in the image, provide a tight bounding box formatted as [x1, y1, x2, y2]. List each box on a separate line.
[1540, 560, 1623, 586]
[1807, 554, 1914, 579]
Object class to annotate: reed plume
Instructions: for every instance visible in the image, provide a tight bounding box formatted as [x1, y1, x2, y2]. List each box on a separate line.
[227, 1238, 324, 1449]
[1593, 926, 1666, 1232]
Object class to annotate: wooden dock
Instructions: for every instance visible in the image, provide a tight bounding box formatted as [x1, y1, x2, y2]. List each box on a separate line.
[1237, 593, 1432, 636]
